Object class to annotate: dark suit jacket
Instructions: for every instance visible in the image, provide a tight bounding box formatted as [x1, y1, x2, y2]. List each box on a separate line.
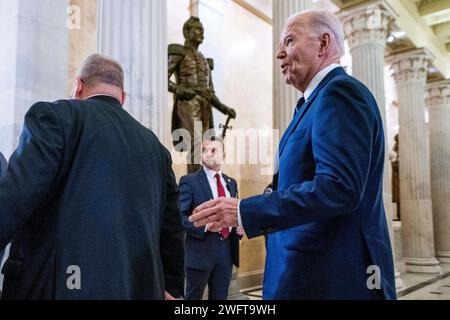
[0, 95, 185, 300]
[179, 168, 240, 270]
[241, 67, 396, 300]
[0, 152, 7, 177]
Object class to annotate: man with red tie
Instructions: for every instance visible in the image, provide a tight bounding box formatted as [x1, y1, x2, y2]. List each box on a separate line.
[179, 137, 243, 300]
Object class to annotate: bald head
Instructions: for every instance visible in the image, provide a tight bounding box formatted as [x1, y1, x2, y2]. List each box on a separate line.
[70, 54, 126, 105]
[286, 10, 345, 58]
[276, 10, 344, 92]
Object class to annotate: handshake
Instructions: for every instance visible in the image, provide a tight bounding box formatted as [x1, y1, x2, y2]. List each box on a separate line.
[189, 197, 241, 233]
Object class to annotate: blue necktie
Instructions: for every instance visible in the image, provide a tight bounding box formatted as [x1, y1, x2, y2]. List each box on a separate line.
[294, 97, 306, 117]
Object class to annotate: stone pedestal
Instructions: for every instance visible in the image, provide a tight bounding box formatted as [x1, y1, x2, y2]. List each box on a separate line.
[426, 79, 450, 264]
[97, 0, 169, 143]
[387, 49, 441, 274]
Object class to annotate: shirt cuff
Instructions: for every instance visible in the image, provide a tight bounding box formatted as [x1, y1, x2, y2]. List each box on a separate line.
[237, 199, 243, 229]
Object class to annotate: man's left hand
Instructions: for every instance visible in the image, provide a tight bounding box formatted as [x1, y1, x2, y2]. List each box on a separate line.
[189, 198, 239, 232]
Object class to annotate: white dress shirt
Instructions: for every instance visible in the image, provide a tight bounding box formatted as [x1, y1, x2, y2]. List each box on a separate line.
[238, 63, 342, 229]
[203, 166, 231, 199]
[296, 63, 341, 109]
[203, 166, 232, 232]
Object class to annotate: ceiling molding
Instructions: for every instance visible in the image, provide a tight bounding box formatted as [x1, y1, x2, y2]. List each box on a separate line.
[233, 0, 272, 25]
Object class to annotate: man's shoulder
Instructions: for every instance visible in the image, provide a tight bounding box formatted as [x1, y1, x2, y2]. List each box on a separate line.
[25, 100, 69, 121]
[222, 173, 237, 185]
[321, 72, 375, 102]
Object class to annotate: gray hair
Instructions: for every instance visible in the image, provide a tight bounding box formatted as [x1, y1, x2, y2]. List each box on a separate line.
[289, 10, 345, 58]
[79, 54, 124, 89]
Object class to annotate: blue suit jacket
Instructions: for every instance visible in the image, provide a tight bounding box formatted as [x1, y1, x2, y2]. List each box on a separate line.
[0, 96, 185, 299]
[240, 67, 396, 300]
[179, 169, 240, 270]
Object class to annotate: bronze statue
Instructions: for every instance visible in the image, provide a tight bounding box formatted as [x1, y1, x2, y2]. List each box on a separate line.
[168, 17, 236, 173]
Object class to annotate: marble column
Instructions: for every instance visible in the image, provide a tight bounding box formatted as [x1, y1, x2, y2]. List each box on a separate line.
[426, 79, 450, 264]
[272, 0, 312, 133]
[97, 0, 169, 144]
[341, 4, 404, 290]
[0, 0, 69, 159]
[387, 48, 441, 274]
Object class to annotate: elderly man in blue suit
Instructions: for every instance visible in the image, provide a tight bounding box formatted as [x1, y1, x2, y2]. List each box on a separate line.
[189, 10, 396, 300]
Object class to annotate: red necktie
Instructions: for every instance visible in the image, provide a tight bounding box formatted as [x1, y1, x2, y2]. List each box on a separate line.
[215, 173, 229, 240]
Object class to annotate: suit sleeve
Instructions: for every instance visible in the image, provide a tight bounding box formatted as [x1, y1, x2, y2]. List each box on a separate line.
[159, 151, 185, 298]
[240, 80, 376, 238]
[179, 176, 207, 239]
[0, 102, 64, 250]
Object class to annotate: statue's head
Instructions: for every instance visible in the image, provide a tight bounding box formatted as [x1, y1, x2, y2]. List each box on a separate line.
[183, 17, 204, 45]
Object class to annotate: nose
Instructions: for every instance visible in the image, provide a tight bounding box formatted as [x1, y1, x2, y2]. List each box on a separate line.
[276, 46, 286, 60]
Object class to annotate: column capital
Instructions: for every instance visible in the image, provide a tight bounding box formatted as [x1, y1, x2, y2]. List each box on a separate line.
[340, 4, 393, 48]
[426, 79, 450, 109]
[386, 48, 435, 83]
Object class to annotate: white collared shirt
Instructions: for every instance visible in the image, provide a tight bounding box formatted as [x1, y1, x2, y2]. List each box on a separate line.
[203, 166, 231, 199]
[203, 166, 232, 233]
[301, 63, 341, 104]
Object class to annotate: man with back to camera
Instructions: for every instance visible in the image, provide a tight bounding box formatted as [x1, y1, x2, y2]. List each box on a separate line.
[179, 137, 243, 300]
[189, 10, 396, 300]
[0, 54, 185, 300]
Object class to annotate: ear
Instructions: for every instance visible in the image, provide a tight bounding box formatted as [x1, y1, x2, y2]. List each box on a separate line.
[318, 33, 332, 57]
[120, 91, 127, 106]
[74, 77, 84, 99]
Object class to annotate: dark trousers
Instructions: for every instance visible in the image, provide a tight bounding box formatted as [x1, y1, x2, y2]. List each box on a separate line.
[186, 237, 233, 300]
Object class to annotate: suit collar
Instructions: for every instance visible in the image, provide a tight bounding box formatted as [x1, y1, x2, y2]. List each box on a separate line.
[303, 63, 341, 102]
[278, 67, 346, 157]
[87, 95, 123, 108]
[195, 167, 237, 198]
[196, 169, 214, 200]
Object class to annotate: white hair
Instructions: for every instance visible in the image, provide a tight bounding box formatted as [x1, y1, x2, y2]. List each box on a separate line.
[289, 10, 345, 58]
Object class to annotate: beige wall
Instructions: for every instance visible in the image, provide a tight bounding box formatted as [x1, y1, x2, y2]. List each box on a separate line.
[67, 0, 97, 95]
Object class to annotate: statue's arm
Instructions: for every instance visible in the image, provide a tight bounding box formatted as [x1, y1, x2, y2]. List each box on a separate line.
[168, 55, 183, 94]
[168, 44, 185, 95]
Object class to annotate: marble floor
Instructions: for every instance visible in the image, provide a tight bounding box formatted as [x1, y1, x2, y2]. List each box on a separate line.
[240, 264, 450, 300]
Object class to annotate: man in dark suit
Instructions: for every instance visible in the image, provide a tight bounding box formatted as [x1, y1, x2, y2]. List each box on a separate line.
[179, 137, 243, 300]
[189, 10, 396, 300]
[0, 152, 6, 177]
[0, 54, 185, 300]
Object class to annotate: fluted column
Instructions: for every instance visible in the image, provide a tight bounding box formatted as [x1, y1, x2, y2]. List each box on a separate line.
[426, 79, 450, 264]
[387, 48, 441, 274]
[341, 4, 405, 290]
[97, 0, 168, 144]
[0, 0, 69, 159]
[273, 0, 312, 133]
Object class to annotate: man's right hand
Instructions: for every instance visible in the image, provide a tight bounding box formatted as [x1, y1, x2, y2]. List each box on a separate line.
[176, 86, 196, 101]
